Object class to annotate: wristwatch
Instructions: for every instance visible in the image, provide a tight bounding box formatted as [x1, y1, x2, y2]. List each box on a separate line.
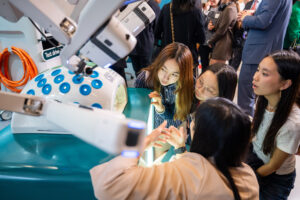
[174, 146, 186, 154]
[0, 110, 12, 121]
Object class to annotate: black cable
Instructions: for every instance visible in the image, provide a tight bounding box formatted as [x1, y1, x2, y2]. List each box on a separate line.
[28, 17, 59, 49]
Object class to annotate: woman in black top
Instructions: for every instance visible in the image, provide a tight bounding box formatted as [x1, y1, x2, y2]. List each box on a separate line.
[155, 0, 206, 65]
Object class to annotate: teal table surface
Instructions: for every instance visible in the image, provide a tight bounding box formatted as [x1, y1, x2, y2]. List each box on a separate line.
[0, 88, 151, 200]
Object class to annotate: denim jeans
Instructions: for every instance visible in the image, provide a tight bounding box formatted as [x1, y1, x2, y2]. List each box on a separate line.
[246, 146, 296, 200]
[259, 170, 296, 200]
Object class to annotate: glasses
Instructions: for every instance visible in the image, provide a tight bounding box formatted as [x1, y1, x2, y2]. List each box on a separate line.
[196, 78, 218, 96]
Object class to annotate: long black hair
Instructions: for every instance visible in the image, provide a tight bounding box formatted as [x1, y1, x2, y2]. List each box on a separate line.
[190, 98, 252, 200]
[191, 63, 237, 112]
[208, 63, 237, 101]
[252, 50, 300, 154]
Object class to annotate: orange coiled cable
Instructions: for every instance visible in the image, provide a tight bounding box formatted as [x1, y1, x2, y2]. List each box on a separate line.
[0, 47, 38, 93]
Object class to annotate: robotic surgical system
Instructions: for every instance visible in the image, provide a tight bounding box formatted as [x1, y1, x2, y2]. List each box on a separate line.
[0, 0, 156, 156]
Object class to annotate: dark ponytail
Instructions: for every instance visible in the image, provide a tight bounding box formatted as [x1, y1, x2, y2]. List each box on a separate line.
[190, 98, 252, 200]
[215, 158, 241, 200]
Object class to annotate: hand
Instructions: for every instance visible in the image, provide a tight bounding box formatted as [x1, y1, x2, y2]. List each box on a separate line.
[161, 126, 187, 149]
[149, 91, 164, 113]
[239, 10, 255, 21]
[153, 130, 170, 148]
[142, 121, 167, 151]
[237, 11, 244, 21]
[208, 21, 215, 31]
[203, 2, 211, 11]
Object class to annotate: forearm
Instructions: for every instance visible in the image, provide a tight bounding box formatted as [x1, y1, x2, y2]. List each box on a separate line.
[256, 163, 277, 177]
[242, 14, 272, 30]
[90, 156, 139, 199]
[242, 0, 282, 30]
[256, 147, 290, 177]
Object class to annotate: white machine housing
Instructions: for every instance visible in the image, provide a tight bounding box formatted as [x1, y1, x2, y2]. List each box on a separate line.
[1, 91, 145, 155]
[11, 65, 127, 134]
[0, 0, 155, 155]
[43, 100, 145, 155]
[117, 1, 156, 36]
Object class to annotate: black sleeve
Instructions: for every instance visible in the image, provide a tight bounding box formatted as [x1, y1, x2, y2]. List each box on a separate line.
[154, 5, 167, 43]
[194, 9, 206, 45]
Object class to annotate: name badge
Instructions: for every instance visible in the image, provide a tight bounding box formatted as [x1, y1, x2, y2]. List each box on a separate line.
[215, 13, 220, 19]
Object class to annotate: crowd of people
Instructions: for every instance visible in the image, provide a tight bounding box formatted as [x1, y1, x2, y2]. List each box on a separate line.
[91, 0, 300, 199]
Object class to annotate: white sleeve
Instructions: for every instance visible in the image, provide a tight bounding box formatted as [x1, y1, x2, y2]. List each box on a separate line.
[276, 121, 300, 154]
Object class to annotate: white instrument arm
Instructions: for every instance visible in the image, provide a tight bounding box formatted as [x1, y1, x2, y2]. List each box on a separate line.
[0, 0, 156, 74]
[0, 91, 145, 156]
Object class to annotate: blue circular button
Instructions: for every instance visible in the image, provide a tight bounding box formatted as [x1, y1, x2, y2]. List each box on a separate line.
[54, 74, 65, 84]
[51, 69, 61, 76]
[79, 84, 91, 96]
[37, 78, 47, 88]
[72, 75, 84, 84]
[26, 89, 35, 95]
[91, 79, 103, 89]
[59, 82, 71, 94]
[92, 103, 102, 109]
[90, 71, 99, 78]
[34, 74, 44, 82]
[42, 84, 52, 95]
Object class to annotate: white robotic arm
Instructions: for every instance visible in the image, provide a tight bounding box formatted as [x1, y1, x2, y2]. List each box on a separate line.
[0, 0, 155, 75]
[0, 91, 145, 156]
[1, 0, 77, 44]
[0, 0, 155, 155]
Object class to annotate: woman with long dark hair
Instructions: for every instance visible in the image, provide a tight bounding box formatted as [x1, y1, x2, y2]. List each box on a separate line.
[90, 98, 259, 199]
[155, 63, 237, 163]
[248, 50, 300, 199]
[135, 42, 194, 129]
[194, 63, 237, 104]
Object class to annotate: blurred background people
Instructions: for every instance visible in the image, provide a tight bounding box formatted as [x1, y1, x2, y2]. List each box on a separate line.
[155, 0, 206, 67]
[198, 0, 221, 72]
[207, 0, 239, 65]
[237, 0, 292, 116]
[283, 0, 300, 55]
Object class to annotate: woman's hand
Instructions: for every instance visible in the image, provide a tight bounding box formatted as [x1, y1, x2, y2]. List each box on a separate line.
[161, 126, 187, 149]
[142, 121, 167, 151]
[208, 20, 215, 31]
[149, 91, 165, 113]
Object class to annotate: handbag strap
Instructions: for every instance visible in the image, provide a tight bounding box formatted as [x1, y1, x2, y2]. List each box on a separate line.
[170, 3, 175, 43]
[290, 38, 298, 49]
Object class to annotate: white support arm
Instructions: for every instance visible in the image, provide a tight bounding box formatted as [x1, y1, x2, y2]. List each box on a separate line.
[0, 91, 145, 155]
[9, 0, 77, 44]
